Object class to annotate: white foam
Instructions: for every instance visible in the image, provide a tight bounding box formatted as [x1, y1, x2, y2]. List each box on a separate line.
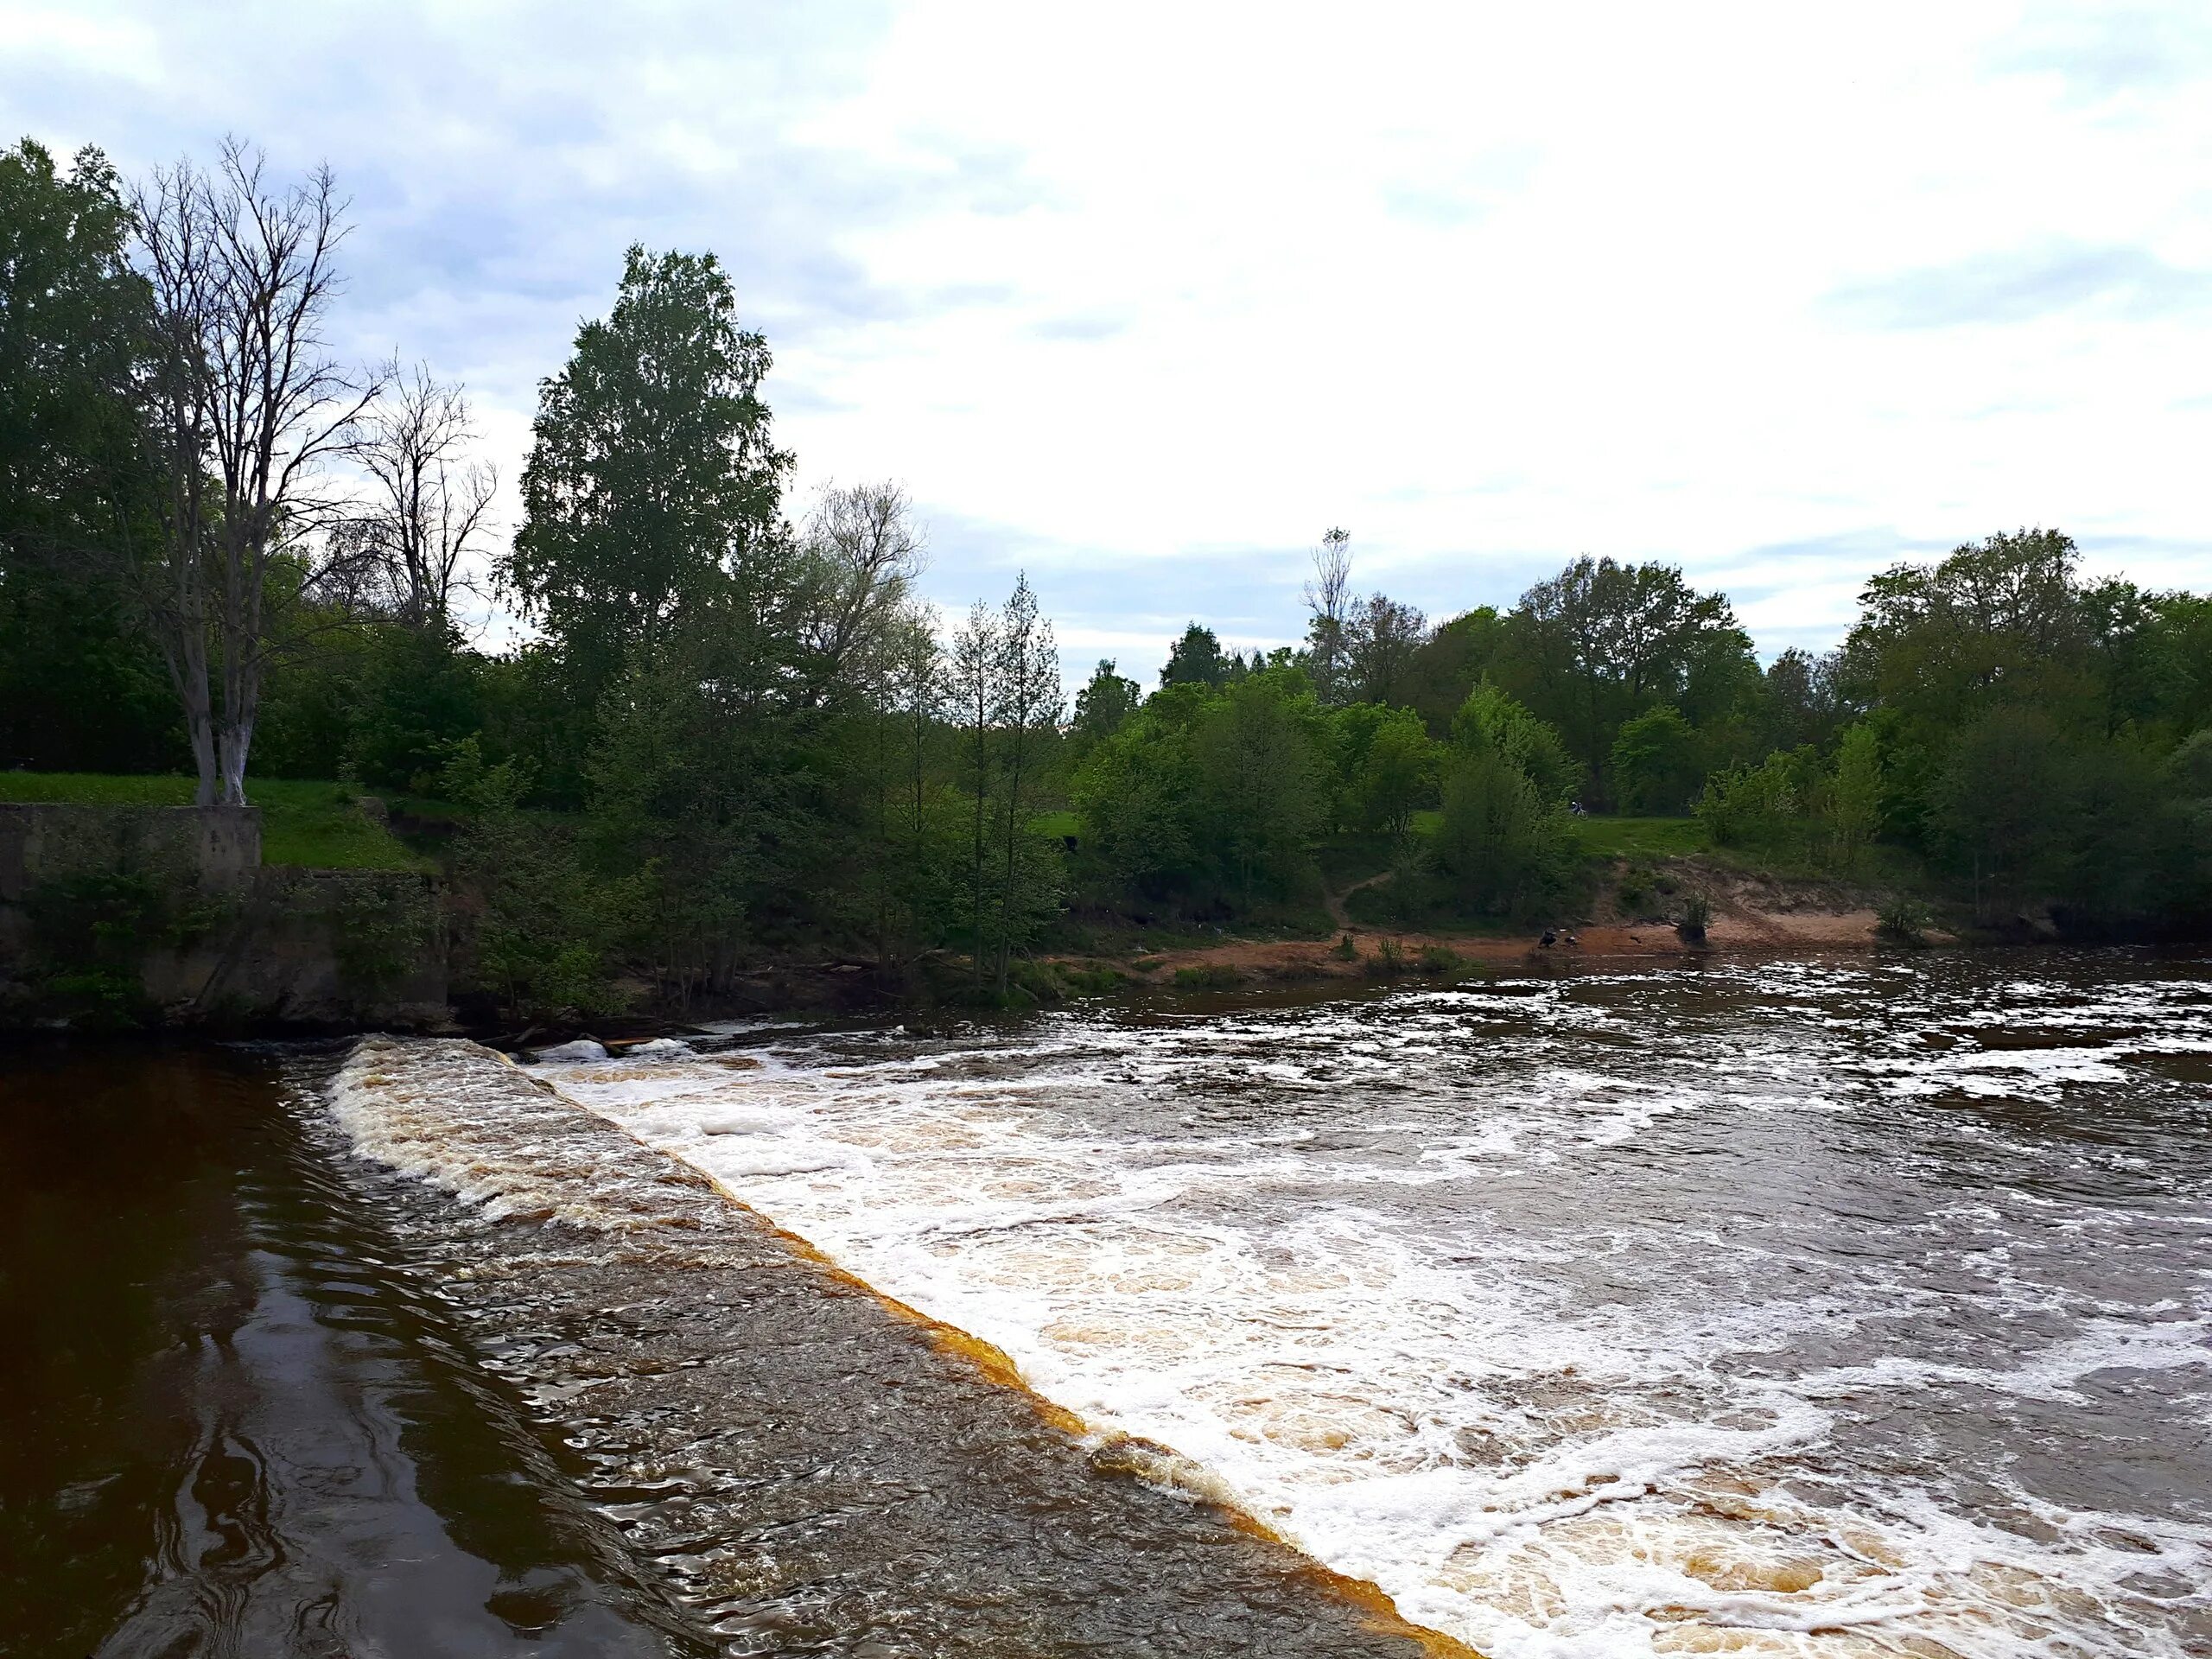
[510, 969, 2212, 1656]
[532, 1038, 608, 1063]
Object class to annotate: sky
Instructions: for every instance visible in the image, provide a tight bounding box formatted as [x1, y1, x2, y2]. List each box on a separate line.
[6, 1, 2210, 677]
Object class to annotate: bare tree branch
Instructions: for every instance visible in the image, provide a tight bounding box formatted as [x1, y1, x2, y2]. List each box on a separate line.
[340, 355, 497, 629]
[131, 137, 378, 804]
[1303, 525, 1352, 705]
[795, 480, 926, 704]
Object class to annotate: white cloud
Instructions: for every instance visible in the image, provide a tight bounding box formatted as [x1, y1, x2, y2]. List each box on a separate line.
[4, 0, 2209, 680]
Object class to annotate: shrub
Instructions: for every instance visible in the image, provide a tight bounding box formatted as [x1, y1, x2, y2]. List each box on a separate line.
[1363, 937, 1408, 977]
[1333, 932, 1358, 960]
[1677, 890, 1710, 941]
[1173, 963, 1241, 989]
[1698, 747, 1824, 847]
[1059, 963, 1125, 994]
[1610, 704, 1704, 814]
[1877, 894, 1930, 947]
[1418, 944, 1462, 975]
[1435, 749, 1576, 918]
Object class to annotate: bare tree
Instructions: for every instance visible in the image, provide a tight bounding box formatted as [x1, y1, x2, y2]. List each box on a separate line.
[794, 480, 926, 704]
[133, 138, 374, 804]
[346, 357, 496, 630]
[1302, 525, 1352, 705]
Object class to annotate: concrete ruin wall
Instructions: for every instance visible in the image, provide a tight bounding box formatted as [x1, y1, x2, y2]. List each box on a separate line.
[0, 804, 445, 1029]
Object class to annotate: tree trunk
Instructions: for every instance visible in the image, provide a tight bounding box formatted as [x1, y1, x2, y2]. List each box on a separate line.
[970, 728, 988, 986]
[160, 631, 219, 806]
[188, 707, 219, 807]
[997, 737, 1023, 996]
[216, 715, 254, 807]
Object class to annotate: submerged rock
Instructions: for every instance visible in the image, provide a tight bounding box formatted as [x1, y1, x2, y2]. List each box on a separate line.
[532, 1039, 608, 1063]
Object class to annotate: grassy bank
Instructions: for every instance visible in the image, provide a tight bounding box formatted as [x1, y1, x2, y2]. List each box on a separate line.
[0, 772, 430, 871]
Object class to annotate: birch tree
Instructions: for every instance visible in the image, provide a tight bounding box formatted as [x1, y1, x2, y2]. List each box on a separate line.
[949, 600, 1000, 982]
[795, 480, 925, 707]
[1302, 525, 1352, 704]
[992, 573, 1061, 993]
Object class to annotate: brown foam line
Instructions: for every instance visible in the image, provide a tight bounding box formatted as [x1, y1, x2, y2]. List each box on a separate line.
[492, 1043, 1486, 1659]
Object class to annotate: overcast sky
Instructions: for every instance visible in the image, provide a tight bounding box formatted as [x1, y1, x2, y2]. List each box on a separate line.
[6, 1, 2209, 677]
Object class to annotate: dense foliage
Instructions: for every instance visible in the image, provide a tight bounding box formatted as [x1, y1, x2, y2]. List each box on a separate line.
[6, 131, 2210, 1015]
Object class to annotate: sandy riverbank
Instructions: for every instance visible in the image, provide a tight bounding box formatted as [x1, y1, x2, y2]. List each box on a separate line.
[1056, 887, 1902, 989]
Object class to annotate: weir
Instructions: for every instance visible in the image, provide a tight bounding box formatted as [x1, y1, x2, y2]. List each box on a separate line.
[333, 1037, 1452, 1655]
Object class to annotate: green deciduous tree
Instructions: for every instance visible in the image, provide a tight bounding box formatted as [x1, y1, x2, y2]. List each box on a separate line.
[1495, 556, 1755, 801]
[1192, 670, 1322, 902]
[1332, 702, 1437, 838]
[1450, 683, 1580, 807]
[1609, 704, 1702, 814]
[1827, 721, 1883, 870]
[0, 139, 178, 772]
[505, 245, 787, 706]
[991, 575, 1063, 992]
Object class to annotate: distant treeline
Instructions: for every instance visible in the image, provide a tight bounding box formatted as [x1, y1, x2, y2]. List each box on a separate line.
[4, 137, 2209, 1014]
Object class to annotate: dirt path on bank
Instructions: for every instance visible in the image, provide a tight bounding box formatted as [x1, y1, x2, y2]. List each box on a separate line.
[1323, 870, 1393, 930]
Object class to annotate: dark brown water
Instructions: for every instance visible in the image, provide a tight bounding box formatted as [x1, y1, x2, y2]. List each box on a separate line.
[0, 1041, 1438, 1657]
[0, 1044, 712, 1658]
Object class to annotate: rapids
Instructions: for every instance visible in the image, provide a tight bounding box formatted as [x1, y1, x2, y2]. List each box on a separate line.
[524, 952, 2212, 1657]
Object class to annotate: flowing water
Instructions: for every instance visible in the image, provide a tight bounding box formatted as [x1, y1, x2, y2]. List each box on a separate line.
[518, 952, 2212, 1658]
[0, 1041, 1445, 1656]
[0, 1044, 712, 1658]
[8, 950, 2210, 1656]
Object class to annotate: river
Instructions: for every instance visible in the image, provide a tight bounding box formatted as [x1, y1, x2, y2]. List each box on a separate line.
[4, 950, 2209, 1655]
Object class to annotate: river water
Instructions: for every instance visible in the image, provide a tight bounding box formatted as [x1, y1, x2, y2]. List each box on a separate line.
[5, 950, 2209, 1656]
[526, 952, 2212, 1658]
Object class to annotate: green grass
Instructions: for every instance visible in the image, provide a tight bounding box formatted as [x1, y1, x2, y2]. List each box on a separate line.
[0, 772, 430, 871]
[0, 772, 197, 807]
[1571, 814, 1707, 859]
[1031, 809, 1081, 839]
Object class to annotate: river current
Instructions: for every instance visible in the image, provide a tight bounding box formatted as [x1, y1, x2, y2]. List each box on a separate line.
[521, 952, 2212, 1657]
[8, 950, 2208, 1656]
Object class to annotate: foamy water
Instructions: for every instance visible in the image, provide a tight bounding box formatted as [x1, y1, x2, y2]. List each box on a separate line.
[521, 956, 2212, 1656]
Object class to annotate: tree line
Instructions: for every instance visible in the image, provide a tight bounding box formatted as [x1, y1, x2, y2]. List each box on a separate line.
[5, 136, 2209, 1016]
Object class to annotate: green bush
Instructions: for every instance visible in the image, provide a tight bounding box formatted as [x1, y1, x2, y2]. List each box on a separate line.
[1172, 963, 1241, 989]
[1677, 890, 1711, 940]
[1877, 894, 1930, 947]
[1698, 747, 1824, 847]
[1363, 937, 1408, 977]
